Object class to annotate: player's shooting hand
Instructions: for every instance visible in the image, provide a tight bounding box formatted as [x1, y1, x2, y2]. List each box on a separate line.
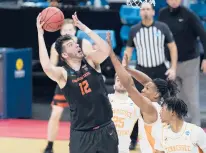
[72, 12, 87, 31]
[36, 13, 45, 35]
[165, 68, 176, 81]
[201, 59, 206, 74]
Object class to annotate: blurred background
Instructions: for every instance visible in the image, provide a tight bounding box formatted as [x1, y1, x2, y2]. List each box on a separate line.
[0, 0, 206, 124]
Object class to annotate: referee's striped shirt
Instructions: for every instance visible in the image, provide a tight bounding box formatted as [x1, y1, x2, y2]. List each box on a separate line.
[127, 21, 174, 68]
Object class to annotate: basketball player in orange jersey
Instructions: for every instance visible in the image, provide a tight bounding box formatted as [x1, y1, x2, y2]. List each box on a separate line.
[155, 97, 206, 153]
[109, 74, 140, 153]
[37, 12, 118, 153]
[107, 32, 178, 153]
[44, 19, 93, 153]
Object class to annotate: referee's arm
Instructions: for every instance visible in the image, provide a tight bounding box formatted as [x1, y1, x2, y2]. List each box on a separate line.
[122, 28, 135, 66]
[189, 12, 206, 72]
[163, 23, 178, 71]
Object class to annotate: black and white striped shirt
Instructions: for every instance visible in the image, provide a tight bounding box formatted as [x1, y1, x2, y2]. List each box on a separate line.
[127, 21, 174, 68]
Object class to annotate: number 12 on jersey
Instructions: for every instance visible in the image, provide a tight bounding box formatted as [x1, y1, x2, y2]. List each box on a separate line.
[79, 80, 92, 95]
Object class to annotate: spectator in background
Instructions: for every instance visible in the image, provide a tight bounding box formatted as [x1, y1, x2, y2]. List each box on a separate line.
[158, 0, 206, 126]
[49, 0, 59, 7]
[122, 2, 178, 150]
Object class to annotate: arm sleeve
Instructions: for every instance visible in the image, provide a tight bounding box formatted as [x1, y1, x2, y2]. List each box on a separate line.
[189, 11, 206, 59]
[162, 23, 174, 44]
[126, 28, 135, 47]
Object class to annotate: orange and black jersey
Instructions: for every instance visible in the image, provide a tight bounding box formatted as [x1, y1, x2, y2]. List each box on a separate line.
[61, 58, 113, 131]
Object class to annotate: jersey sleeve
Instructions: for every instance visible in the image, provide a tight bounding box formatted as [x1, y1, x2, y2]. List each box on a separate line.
[192, 126, 206, 152]
[162, 23, 174, 44]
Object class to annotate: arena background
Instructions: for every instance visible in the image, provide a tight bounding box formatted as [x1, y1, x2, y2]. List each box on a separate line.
[0, 0, 206, 152]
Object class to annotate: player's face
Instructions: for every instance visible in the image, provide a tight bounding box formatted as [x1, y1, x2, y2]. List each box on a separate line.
[167, 0, 181, 8]
[141, 82, 159, 100]
[160, 104, 173, 123]
[60, 23, 76, 36]
[114, 76, 127, 93]
[140, 3, 155, 21]
[62, 39, 84, 59]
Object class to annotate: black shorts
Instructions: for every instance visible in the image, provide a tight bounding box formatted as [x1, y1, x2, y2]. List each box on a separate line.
[51, 85, 69, 107]
[69, 121, 119, 153]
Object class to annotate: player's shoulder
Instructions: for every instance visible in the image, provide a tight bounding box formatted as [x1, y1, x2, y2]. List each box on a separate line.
[187, 122, 204, 133]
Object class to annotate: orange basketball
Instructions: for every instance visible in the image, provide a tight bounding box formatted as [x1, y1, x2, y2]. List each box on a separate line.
[40, 7, 64, 32]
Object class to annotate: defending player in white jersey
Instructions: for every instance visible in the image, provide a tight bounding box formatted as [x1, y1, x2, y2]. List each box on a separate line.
[109, 74, 140, 153]
[106, 32, 178, 153]
[157, 97, 206, 153]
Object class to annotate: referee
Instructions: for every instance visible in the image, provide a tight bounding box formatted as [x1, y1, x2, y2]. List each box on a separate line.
[159, 0, 206, 126]
[122, 2, 178, 150]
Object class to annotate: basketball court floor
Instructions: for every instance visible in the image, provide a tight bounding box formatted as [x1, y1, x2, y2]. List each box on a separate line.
[0, 119, 139, 153]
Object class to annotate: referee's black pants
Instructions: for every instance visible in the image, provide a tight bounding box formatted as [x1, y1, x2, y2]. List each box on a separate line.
[130, 63, 168, 143]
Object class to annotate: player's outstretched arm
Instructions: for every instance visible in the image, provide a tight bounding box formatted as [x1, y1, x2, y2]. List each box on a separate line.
[50, 43, 59, 66]
[37, 14, 64, 84]
[123, 54, 152, 86]
[72, 12, 110, 64]
[107, 32, 157, 119]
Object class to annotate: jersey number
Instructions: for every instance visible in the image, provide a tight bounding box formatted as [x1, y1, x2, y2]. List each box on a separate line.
[79, 80, 92, 95]
[112, 116, 124, 128]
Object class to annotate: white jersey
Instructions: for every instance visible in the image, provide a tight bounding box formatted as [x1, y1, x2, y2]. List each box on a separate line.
[108, 93, 140, 153]
[138, 102, 163, 153]
[161, 122, 206, 153]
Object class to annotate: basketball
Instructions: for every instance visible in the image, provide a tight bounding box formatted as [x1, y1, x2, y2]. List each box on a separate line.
[40, 7, 64, 32]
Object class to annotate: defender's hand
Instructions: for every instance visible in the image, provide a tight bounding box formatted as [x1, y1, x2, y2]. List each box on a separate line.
[72, 12, 87, 31]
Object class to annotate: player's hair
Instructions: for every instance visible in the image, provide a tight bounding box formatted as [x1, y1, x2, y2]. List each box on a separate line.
[55, 34, 73, 56]
[162, 97, 188, 119]
[62, 18, 76, 30]
[153, 78, 179, 100]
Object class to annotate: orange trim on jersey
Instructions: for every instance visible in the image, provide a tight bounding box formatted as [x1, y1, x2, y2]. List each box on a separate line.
[198, 146, 203, 153]
[54, 95, 66, 100]
[144, 125, 155, 153]
[51, 101, 69, 107]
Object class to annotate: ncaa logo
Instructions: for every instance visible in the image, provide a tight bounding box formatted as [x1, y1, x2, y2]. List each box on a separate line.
[185, 131, 190, 136]
[156, 32, 161, 37]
